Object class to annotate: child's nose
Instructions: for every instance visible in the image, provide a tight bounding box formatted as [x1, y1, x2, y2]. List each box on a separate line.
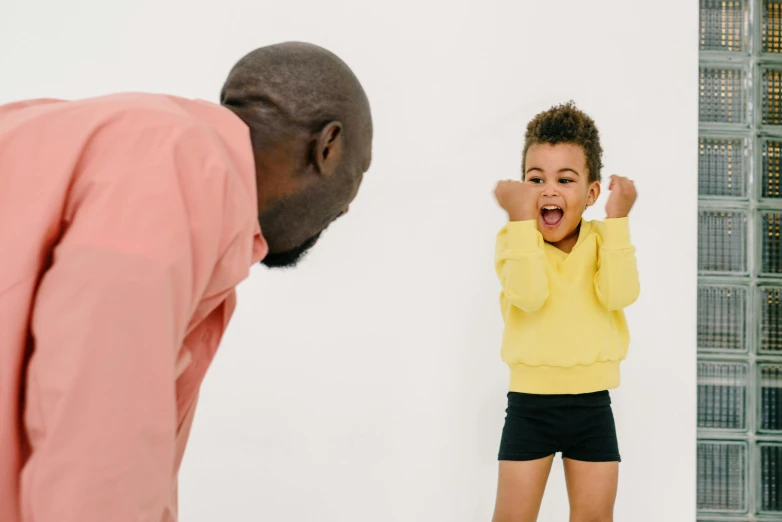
[542, 182, 560, 197]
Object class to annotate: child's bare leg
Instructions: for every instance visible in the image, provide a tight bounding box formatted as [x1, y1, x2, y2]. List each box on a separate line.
[563, 459, 618, 522]
[492, 456, 554, 522]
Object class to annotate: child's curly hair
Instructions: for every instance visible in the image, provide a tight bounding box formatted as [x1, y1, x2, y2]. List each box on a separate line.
[522, 101, 603, 183]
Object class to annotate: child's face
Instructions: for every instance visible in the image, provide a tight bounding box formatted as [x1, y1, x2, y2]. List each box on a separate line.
[523, 143, 600, 249]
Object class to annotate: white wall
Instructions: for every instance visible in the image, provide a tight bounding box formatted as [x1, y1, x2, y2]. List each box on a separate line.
[0, 1, 698, 520]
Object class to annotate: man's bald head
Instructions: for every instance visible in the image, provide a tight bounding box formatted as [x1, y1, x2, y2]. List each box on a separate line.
[220, 42, 373, 269]
[221, 42, 372, 158]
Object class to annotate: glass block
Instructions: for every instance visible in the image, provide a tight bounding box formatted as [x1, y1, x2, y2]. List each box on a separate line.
[698, 517, 756, 522]
[697, 361, 748, 429]
[764, 0, 782, 53]
[762, 68, 782, 125]
[698, 210, 748, 273]
[698, 285, 747, 351]
[699, 137, 748, 197]
[760, 444, 782, 514]
[760, 212, 782, 275]
[701, 0, 747, 52]
[761, 139, 782, 199]
[760, 365, 782, 432]
[700, 66, 748, 124]
[760, 286, 782, 353]
[697, 441, 748, 513]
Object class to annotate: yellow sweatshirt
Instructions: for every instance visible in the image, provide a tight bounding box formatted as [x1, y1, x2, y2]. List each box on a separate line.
[495, 218, 640, 395]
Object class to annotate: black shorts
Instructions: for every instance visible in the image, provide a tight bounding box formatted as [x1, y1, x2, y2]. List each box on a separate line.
[498, 390, 621, 463]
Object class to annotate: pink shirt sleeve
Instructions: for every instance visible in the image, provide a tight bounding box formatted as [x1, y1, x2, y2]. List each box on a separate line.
[19, 120, 230, 522]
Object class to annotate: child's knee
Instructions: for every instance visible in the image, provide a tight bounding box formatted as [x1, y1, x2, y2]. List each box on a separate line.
[570, 511, 613, 522]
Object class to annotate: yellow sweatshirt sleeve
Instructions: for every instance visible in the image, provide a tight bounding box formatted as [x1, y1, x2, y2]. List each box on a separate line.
[495, 220, 549, 313]
[594, 218, 640, 311]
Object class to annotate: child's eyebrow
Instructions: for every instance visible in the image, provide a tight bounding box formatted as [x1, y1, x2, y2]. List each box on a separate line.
[525, 167, 582, 176]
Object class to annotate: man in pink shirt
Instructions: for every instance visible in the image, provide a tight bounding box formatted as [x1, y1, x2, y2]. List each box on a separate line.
[0, 42, 372, 522]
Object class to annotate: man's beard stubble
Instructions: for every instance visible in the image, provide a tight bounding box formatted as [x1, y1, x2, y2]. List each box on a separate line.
[257, 186, 342, 269]
[260, 231, 322, 268]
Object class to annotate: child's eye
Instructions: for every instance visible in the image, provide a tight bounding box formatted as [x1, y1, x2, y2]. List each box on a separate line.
[559, 178, 574, 184]
[528, 178, 543, 184]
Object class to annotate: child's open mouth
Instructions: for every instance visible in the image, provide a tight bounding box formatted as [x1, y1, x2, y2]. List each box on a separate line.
[541, 205, 564, 228]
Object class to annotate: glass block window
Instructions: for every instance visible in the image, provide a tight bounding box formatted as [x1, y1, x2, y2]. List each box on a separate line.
[699, 2, 782, 519]
[698, 210, 748, 273]
[762, 67, 782, 125]
[698, 361, 748, 429]
[759, 443, 782, 514]
[761, 139, 782, 198]
[699, 137, 748, 197]
[760, 211, 782, 274]
[697, 440, 748, 513]
[760, 364, 782, 431]
[700, 66, 748, 124]
[760, 286, 782, 354]
[701, 0, 747, 51]
[764, 0, 782, 52]
[698, 284, 748, 351]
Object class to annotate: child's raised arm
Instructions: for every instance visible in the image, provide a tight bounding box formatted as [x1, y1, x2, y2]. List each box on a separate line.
[495, 220, 549, 313]
[494, 181, 550, 313]
[594, 176, 640, 310]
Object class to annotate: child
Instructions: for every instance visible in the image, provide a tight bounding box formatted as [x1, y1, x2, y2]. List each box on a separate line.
[491, 102, 639, 522]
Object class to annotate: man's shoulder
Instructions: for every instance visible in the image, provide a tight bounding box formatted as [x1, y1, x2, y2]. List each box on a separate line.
[0, 93, 221, 155]
[83, 93, 214, 133]
[74, 95, 230, 167]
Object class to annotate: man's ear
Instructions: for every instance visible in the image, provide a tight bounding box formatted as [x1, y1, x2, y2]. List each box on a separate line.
[313, 121, 344, 176]
[586, 180, 601, 207]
